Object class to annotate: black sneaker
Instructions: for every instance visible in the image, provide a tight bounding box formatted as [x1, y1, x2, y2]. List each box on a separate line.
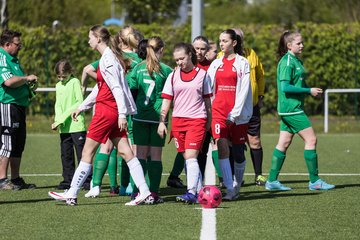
[167, 176, 185, 188]
[109, 186, 119, 196]
[0, 178, 20, 190]
[11, 177, 36, 190]
[83, 182, 91, 190]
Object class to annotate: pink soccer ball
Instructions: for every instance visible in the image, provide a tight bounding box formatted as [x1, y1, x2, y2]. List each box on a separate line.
[198, 185, 222, 208]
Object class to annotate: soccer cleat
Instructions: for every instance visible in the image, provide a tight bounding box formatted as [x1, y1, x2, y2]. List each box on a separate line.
[176, 191, 198, 204]
[119, 185, 127, 196]
[84, 185, 100, 198]
[255, 175, 267, 186]
[167, 176, 185, 188]
[109, 186, 119, 196]
[125, 183, 133, 195]
[265, 180, 292, 191]
[222, 189, 239, 201]
[125, 191, 154, 206]
[66, 198, 78, 206]
[309, 179, 335, 191]
[0, 178, 20, 190]
[11, 177, 36, 190]
[151, 192, 164, 204]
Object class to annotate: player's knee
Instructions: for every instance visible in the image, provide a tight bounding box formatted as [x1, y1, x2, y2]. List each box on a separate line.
[232, 144, 246, 163]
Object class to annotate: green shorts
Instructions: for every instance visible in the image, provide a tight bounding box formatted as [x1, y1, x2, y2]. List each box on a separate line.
[133, 120, 166, 147]
[280, 113, 312, 134]
[126, 115, 134, 144]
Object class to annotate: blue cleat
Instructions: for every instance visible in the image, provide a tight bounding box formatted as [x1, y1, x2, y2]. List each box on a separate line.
[265, 180, 292, 191]
[119, 185, 127, 196]
[125, 184, 133, 196]
[176, 191, 198, 204]
[309, 179, 335, 191]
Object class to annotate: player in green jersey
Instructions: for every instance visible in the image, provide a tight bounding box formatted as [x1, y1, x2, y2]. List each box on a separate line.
[0, 29, 38, 190]
[128, 37, 172, 202]
[265, 31, 335, 191]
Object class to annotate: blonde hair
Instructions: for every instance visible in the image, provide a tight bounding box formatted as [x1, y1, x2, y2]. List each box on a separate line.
[146, 36, 164, 77]
[118, 26, 140, 51]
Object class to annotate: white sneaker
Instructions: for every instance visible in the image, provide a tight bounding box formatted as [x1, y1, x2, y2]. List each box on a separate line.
[48, 190, 78, 205]
[85, 185, 100, 198]
[222, 189, 239, 201]
[125, 191, 154, 206]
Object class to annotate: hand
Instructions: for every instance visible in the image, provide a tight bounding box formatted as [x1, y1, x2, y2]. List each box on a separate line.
[157, 122, 167, 139]
[226, 119, 234, 126]
[118, 118, 128, 132]
[310, 88, 323, 97]
[206, 120, 211, 131]
[258, 96, 264, 108]
[26, 75, 38, 84]
[51, 123, 58, 131]
[71, 109, 82, 122]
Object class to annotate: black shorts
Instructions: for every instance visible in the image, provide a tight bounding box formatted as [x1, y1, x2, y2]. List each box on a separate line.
[247, 104, 261, 137]
[0, 103, 26, 158]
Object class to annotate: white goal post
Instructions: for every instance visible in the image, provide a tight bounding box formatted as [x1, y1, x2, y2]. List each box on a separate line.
[324, 89, 360, 133]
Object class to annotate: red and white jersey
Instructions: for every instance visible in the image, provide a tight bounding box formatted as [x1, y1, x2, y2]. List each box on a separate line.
[95, 67, 117, 111]
[161, 67, 212, 119]
[207, 54, 253, 124]
[212, 57, 237, 120]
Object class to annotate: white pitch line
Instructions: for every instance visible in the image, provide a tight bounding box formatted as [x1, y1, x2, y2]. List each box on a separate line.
[200, 144, 217, 240]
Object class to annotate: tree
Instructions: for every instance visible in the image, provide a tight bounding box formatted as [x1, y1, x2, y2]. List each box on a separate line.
[120, 0, 182, 24]
[6, 0, 112, 27]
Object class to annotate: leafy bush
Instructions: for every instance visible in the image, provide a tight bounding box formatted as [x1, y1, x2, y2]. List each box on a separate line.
[10, 22, 360, 116]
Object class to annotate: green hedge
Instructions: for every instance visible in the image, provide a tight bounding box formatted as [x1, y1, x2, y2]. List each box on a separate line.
[9, 22, 360, 116]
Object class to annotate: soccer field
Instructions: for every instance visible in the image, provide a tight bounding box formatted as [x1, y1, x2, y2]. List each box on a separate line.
[1, 134, 359, 240]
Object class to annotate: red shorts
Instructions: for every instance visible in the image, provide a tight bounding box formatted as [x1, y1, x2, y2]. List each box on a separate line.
[171, 117, 206, 152]
[87, 104, 127, 144]
[211, 118, 248, 144]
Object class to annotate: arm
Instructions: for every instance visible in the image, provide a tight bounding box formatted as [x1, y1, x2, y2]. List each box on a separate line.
[254, 52, 265, 107]
[157, 98, 171, 139]
[81, 64, 97, 95]
[204, 97, 212, 131]
[3, 75, 38, 88]
[281, 81, 310, 94]
[228, 60, 251, 123]
[77, 84, 98, 112]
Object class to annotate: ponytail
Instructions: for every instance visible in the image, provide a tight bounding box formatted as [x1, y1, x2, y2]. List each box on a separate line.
[145, 36, 164, 77]
[110, 35, 130, 71]
[277, 30, 301, 60]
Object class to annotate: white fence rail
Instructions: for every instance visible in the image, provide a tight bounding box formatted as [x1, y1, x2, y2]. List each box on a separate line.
[324, 89, 360, 133]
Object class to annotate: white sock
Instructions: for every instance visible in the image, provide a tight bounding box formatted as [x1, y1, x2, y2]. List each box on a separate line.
[186, 158, 201, 195]
[127, 157, 149, 194]
[234, 160, 246, 192]
[196, 172, 203, 193]
[219, 158, 234, 191]
[68, 161, 92, 197]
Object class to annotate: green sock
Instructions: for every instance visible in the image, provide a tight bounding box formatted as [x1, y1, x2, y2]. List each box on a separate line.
[304, 149, 319, 183]
[212, 150, 222, 178]
[107, 148, 118, 187]
[268, 148, 286, 182]
[120, 158, 130, 188]
[132, 159, 147, 194]
[92, 153, 109, 187]
[170, 153, 185, 177]
[148, 160, 163, 193]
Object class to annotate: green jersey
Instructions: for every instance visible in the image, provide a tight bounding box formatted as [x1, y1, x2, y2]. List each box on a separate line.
[277, 52, 307, 115]
[91, 60, 99, 70]
[54, 77, 86, 133]
[123, 51, 142, 85]
[129, 61, 172, 122]
[0, 48, 31, 106]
